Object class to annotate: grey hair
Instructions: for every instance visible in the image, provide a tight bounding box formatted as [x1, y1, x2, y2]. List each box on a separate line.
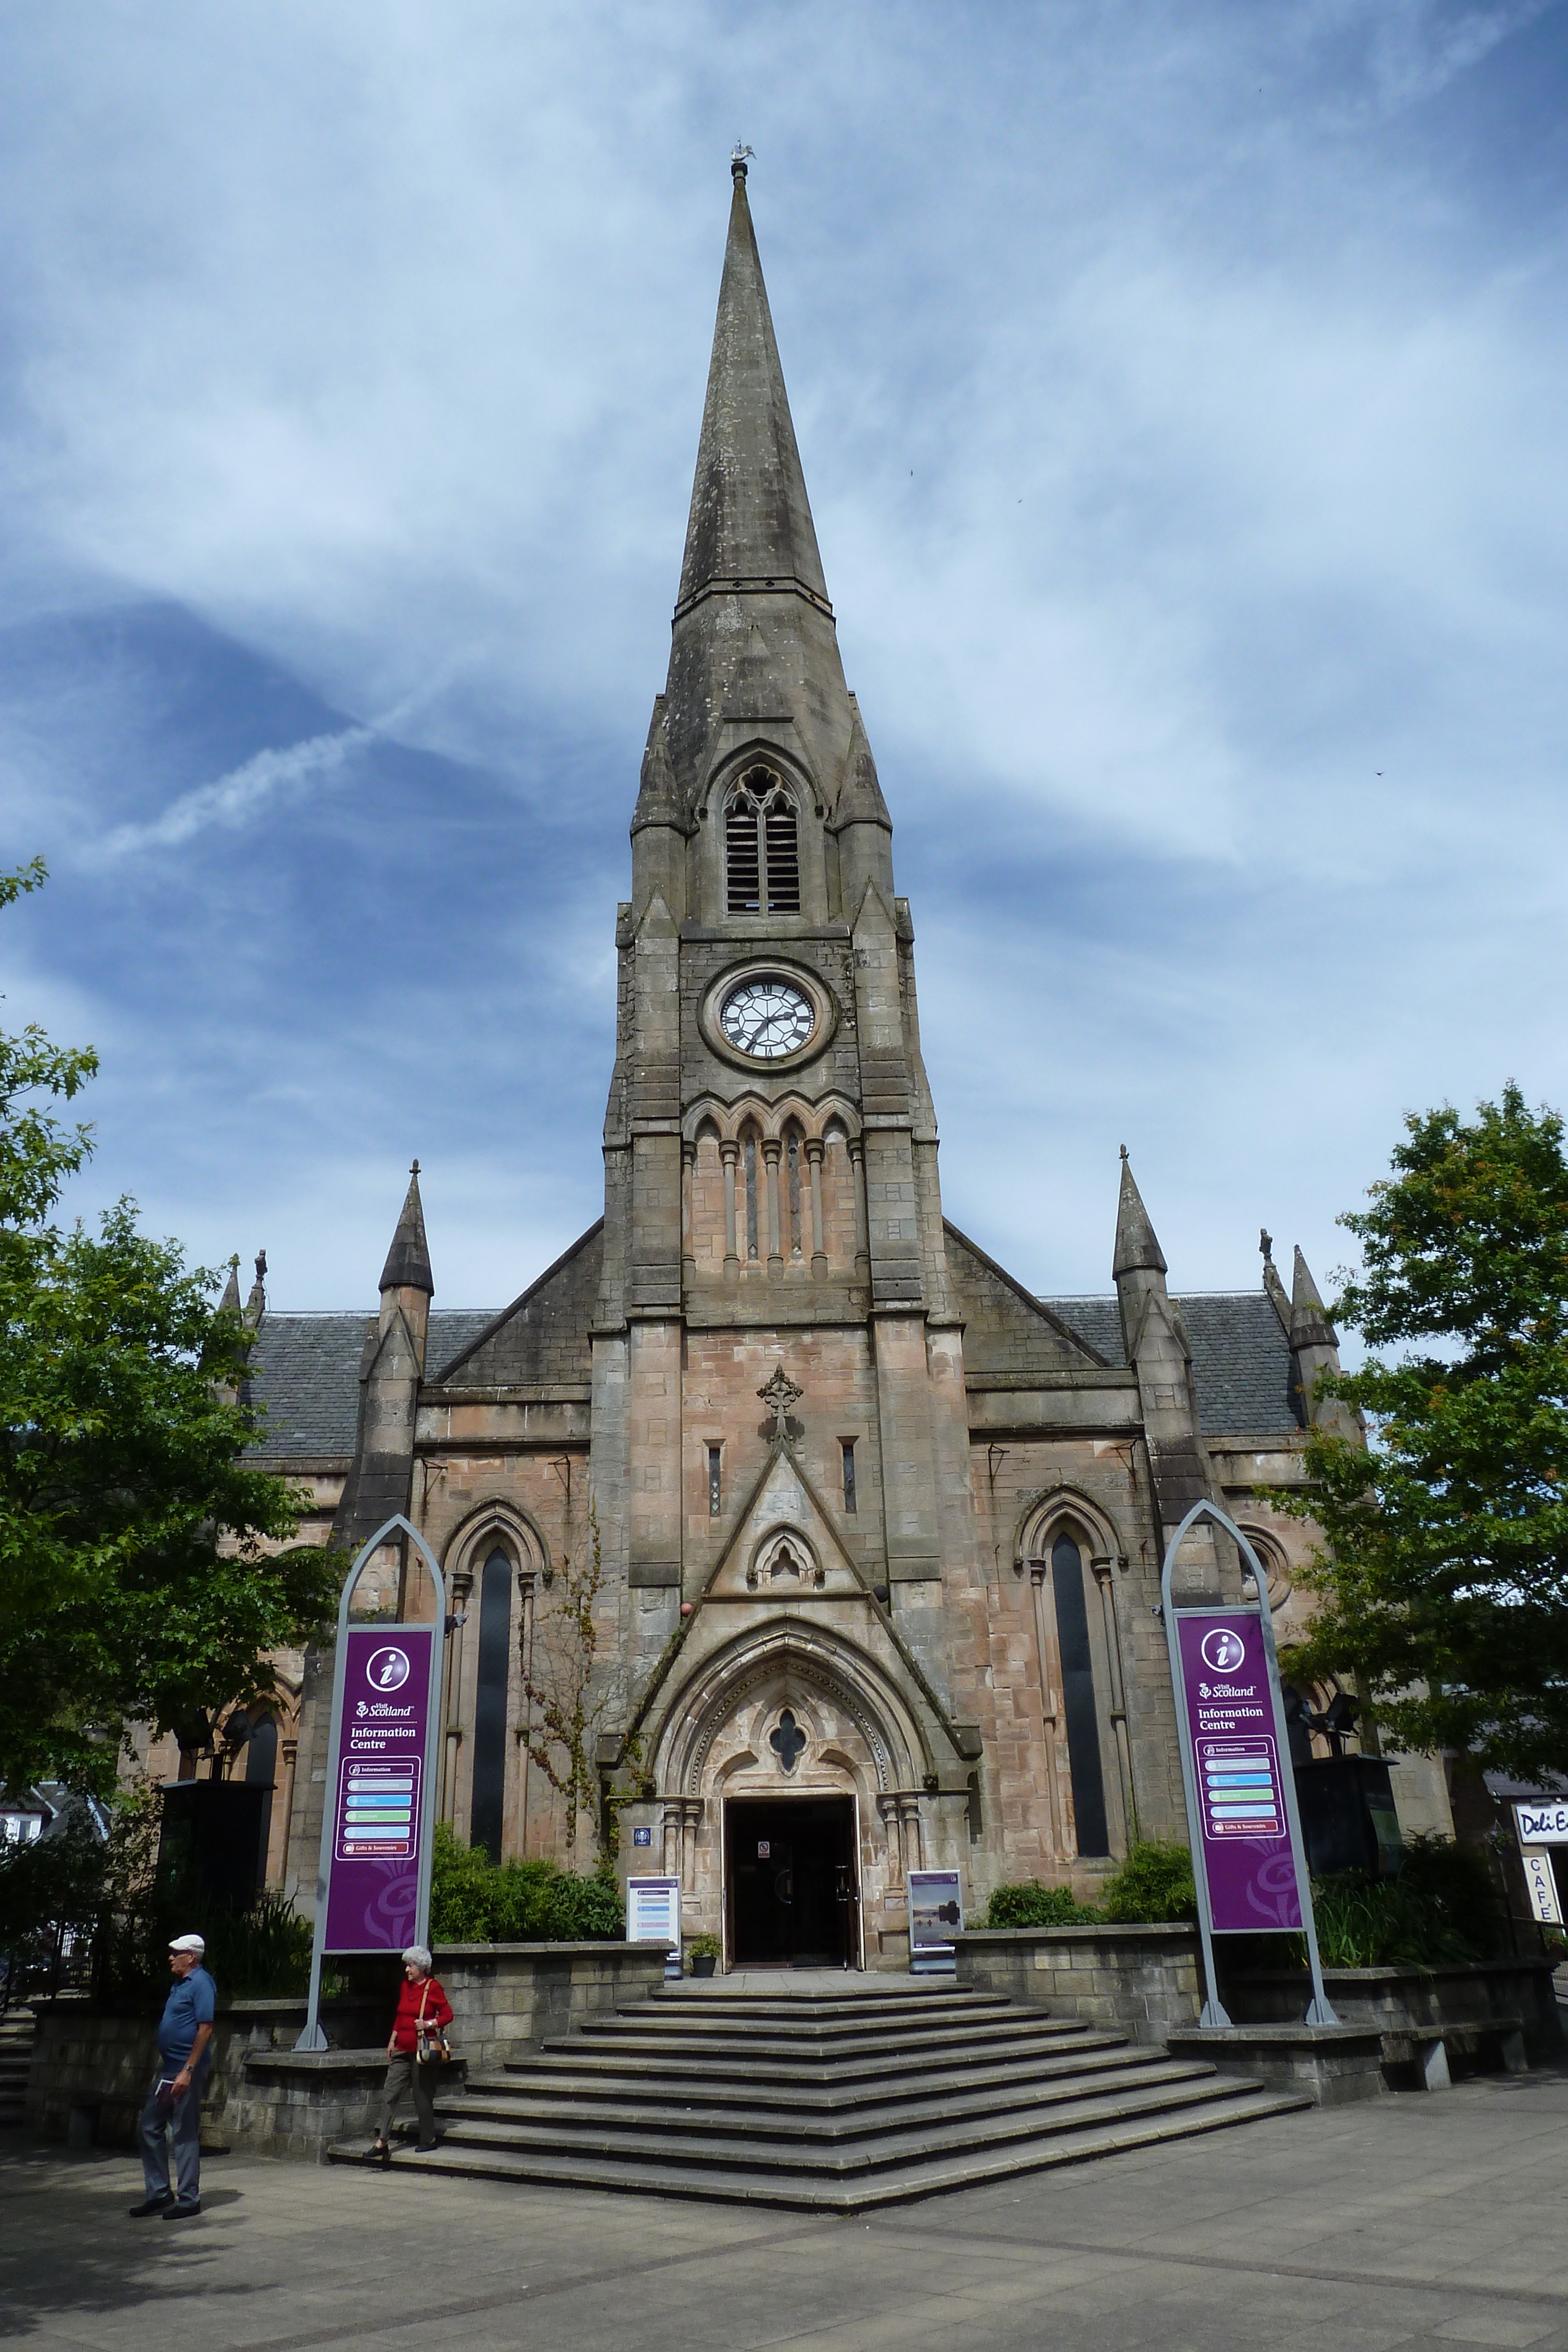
[401, 1945, 433, 1973]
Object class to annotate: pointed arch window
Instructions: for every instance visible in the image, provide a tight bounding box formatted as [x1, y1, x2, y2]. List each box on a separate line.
[1051, 1534, 1110, 1858]
[726, 768, 800, 914]
[471, 1546, 513, 1863]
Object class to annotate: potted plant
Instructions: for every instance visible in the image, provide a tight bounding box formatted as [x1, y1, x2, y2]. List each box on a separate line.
[687, 1933, 722, 1978]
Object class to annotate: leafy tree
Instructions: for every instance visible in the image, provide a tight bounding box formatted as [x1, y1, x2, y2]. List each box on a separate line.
[1282, 1084, 1568, 1778]
[0, 860, 337, 1795]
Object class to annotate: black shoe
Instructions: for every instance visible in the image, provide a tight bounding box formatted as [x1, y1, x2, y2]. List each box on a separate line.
[162, 2200, 202, 2221]
[414, 2140, 439, 2153]
[370, 2139, 391, 2169]
[129, 2196, 173, 2218]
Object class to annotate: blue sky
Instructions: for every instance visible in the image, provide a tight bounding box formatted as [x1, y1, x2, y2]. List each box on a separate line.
[1, 1, 1565, 1312]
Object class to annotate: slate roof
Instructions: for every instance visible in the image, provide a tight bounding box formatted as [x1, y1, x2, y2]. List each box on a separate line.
[1042, 1291, 1304, 1440]
[246, 1310, 499, 1461]
[246, 1285, 1302, 1464]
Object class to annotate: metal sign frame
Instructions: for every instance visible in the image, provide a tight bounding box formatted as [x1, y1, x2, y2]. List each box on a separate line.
[1161, 1499, 1337, 2029]
[294, 1514, 447, 2053]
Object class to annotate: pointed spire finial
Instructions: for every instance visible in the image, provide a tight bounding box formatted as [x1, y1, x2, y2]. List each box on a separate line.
[676, 158, 829, 617]
[219, 1258, 242, 1317]
[1290, 1245, 1337, 1351]
[1259, 1227, 1273, 1264]
[731, 141, 754, 180]
[410, 1158, 419, 1176]
[1112, 1149, 1168, 1279]
[379, 1164, 434, 1298]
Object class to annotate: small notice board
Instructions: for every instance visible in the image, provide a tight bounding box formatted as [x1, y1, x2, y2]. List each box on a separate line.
[908, 1868, 962, 1974]
[626, 1874, 683, 1979]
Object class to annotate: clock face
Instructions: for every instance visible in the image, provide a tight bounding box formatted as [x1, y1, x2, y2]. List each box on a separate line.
[720, 978, 816, 1061]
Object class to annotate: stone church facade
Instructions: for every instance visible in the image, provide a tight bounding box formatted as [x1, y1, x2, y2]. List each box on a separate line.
[220, 162, 1452, 1962]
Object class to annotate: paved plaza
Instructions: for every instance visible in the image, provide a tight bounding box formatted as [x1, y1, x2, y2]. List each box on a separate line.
[5, 2070, 1568, 2352]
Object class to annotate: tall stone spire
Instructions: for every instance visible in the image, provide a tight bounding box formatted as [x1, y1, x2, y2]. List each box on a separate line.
[662, 157, 858, 821]
[379, 1163, 434, 1298]
[676, 152, 829, 617]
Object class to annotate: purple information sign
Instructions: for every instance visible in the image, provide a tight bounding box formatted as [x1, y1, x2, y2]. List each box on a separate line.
[323, 1625, 436, 1953]
[1176, 1611, 1302, 1933]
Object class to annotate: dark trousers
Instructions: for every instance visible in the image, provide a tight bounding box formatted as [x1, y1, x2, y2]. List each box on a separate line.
[138, 2069, 203, 2204]
[378, 2052, 438, 2145]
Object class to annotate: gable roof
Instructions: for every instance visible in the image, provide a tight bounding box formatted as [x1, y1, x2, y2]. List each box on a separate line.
[943, 1221, 1107, 1375]
[427, 1221, 602, 1387]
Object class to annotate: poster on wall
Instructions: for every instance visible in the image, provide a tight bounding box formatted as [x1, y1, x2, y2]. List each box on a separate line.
[322, 1625, 438, 1953]
[908, 1868, 963, 1974]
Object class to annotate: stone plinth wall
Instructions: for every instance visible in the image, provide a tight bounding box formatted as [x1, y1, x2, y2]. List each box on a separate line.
[1225, 1960, 1564, 2059]
[954, 1925, 1203, 2044]
[432, 1941, 670, 2072]
[233, 2051, 387, 2161]
[26, 1993, 383, 2149]
[28, 1945, 667, 2161]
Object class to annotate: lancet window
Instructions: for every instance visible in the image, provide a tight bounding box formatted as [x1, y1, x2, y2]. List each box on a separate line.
[725, 767, 801, 914]
[470, 1546, 513, 1863]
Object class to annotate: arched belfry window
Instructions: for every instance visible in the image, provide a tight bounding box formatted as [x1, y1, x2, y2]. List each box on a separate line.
[726, 767, 800, 914]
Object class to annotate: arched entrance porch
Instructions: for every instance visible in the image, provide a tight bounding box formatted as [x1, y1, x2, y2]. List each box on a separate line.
[647, 1620, 934, 1970]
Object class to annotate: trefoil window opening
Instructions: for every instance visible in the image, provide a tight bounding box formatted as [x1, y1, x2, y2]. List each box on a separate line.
[708, 1445, 722, 1517]
[841, 1441, 857, 1514]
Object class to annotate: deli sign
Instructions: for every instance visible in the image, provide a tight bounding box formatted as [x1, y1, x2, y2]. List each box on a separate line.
[1514, 1800, 1568, 1845]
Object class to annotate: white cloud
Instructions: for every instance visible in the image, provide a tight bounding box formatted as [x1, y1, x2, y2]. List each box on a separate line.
[0, 0, 1564, 1303]
[85, 724, 374, 863]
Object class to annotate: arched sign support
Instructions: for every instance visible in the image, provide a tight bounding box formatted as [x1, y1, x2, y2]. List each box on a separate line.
[1160, 1500, 1336, 2030]
[293, 1515, 448, 2053]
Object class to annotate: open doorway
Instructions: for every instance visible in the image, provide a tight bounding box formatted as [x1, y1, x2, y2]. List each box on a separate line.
[725, 1795, 860, 1968]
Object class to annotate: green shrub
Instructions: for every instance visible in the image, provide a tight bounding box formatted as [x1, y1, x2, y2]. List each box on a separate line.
[1099, 1841, 1197, 1923]
[1310, 1837, 1502, 1969]
[429, 1824, 623, 1943]
[984, 1881, 1100, 1929]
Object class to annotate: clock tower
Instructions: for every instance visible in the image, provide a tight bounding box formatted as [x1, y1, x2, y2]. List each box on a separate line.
[591, 151, 989, 1930]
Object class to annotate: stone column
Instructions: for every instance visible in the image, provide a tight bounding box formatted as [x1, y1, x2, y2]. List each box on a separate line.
[1030, 1563, 1072, 1856]
[442, 1563, 474, 1828]
[762, 1139, 783, 1266]
[848, 1138, 870, 1272]
[1092, 1554, 1138, 1847]
[516, 1569, 536, 1856]
[721, 1141, 739, 1267]
[276, 1738, 299, 1887]
[806, 1137, 827, 1272]
[681, 1141, 696, 1275]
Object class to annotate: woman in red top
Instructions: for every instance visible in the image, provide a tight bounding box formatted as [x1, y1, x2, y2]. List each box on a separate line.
[370, 1946, 454, 2165]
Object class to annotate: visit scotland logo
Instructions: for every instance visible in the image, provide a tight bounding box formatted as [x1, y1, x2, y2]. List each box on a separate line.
[1199, 1626, 1246, 1675]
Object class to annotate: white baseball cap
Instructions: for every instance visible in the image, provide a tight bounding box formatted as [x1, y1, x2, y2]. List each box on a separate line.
[169, 1933, 206, 1955]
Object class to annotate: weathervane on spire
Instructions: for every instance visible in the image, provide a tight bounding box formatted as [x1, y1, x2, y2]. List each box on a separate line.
[731, 141, 754, 180]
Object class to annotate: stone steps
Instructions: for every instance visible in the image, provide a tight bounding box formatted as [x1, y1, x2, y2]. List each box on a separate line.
[0, 2012, 35, 2129]
[328, 1982, 1306, 2210]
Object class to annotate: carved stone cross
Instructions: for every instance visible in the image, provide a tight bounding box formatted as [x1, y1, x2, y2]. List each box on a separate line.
[757, 1364, 804, 1440]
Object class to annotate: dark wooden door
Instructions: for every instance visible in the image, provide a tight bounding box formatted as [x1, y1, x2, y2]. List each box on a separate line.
[726, 1796, 857, 1966]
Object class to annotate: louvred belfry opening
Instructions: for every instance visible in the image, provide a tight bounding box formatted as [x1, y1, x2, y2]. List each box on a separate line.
[726, 767, 800, 914]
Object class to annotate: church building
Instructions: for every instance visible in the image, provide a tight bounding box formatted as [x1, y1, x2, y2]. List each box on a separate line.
[235, 160, 1453, 1962]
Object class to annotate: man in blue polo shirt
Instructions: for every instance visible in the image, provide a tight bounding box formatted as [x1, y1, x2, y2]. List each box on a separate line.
[129, 1935, 216, 2220]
